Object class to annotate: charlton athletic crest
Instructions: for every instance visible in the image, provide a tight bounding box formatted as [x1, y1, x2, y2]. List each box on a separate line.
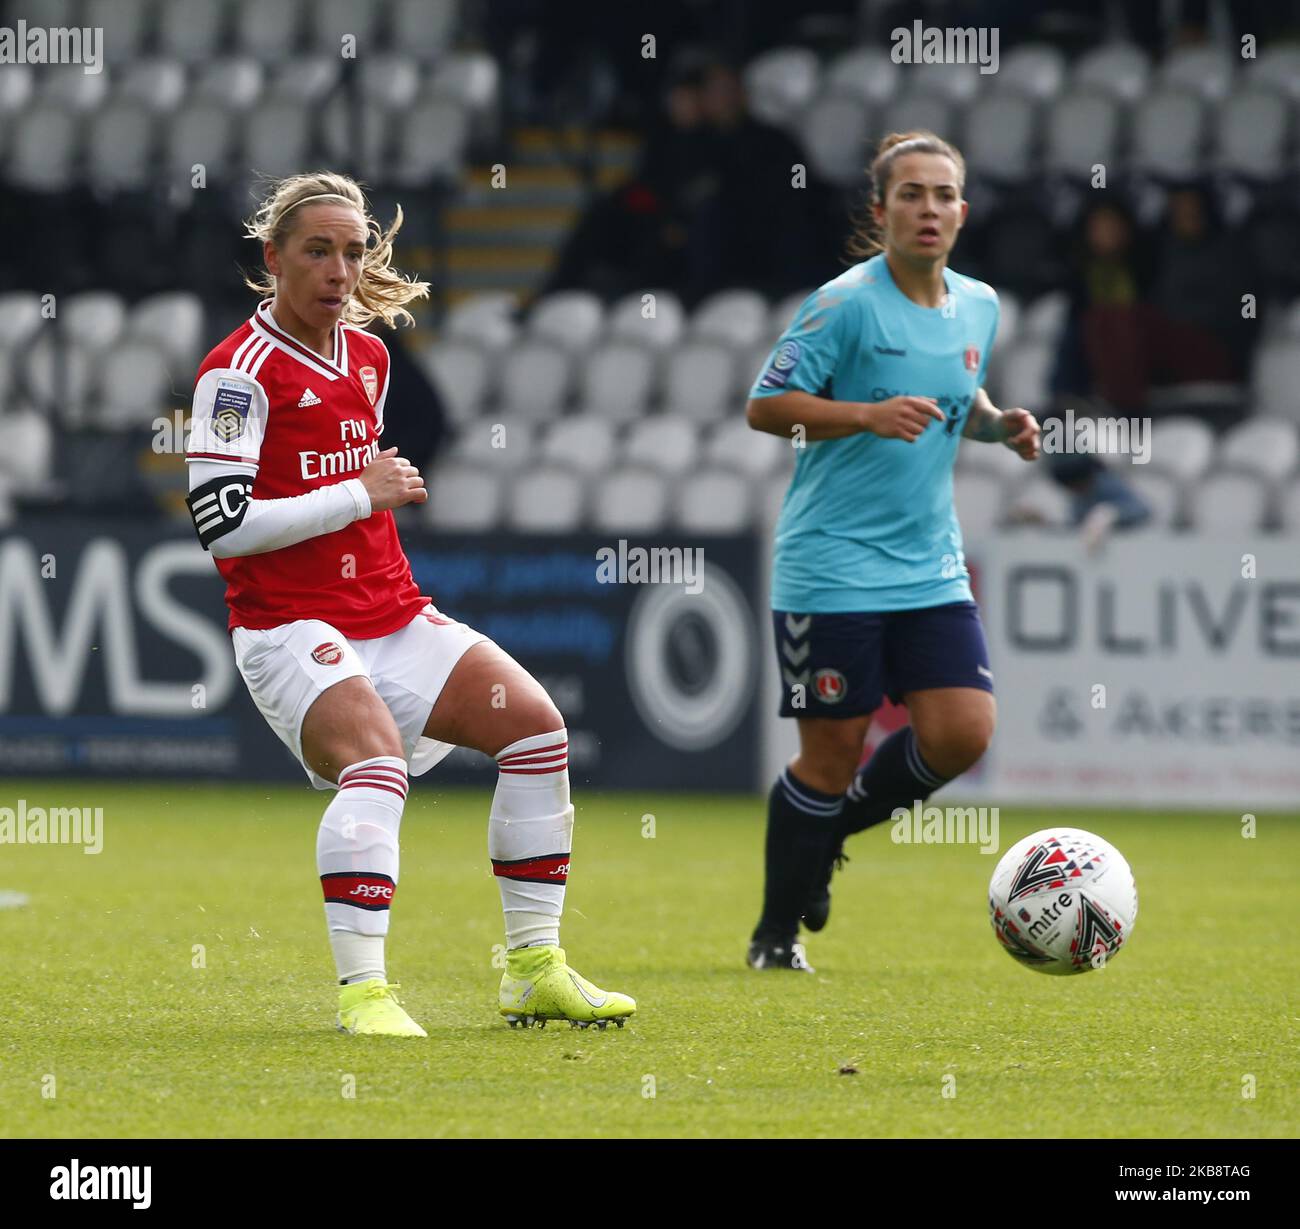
[813, 668, 847, 704]
[964, 345, 980, 373]
[359, 366, 378, 404]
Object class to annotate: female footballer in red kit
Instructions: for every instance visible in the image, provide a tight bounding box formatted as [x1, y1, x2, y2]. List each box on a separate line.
[185, 172, 634, 1034]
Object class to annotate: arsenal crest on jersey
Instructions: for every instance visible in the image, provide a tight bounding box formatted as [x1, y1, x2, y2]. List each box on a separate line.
[964, 345, 980, 372]
[359, 365, 378, 404]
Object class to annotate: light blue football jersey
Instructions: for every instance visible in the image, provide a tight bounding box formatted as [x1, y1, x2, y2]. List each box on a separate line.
[750, 252, 1000, 613]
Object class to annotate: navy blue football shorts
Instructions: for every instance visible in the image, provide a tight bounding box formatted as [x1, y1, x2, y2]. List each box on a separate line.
[771, 601, 994, 718]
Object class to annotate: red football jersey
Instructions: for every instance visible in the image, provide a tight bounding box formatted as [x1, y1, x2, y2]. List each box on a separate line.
[186, 299, 428, 639]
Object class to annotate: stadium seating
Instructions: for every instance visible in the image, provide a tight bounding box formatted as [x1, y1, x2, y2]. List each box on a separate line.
[591, 467, 671, 534]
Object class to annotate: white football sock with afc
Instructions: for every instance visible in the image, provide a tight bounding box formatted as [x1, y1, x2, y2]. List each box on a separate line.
[490, 729, 573, 950]
[316, 755, 408, 984]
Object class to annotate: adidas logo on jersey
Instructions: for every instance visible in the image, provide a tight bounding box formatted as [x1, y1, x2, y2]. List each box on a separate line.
[297, 388, 322, 408]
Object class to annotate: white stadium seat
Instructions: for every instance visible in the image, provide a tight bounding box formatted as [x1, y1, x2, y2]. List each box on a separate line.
[993, 288, 1021, 349]
[1190, 471, 1269, 532]
[591, 467, 670, 534]
[954, 471, 1006, 539]
[1020, 291, 1070, 343]
[129, 293, 206, 373]
[964, 94, 1037, 182]
[0, 62, 34, 117]
[192, 58, 266, 110]
[704, 418, 786, 478]
[392, 97, 469, 185]
[743, 47, 820, 128]
[420, 339, 493, 424]
[266, 56, 342, 102]
[1247, 46, 1300, 101]
[1218, 418, 1299, 483]
[445, 292, 519, 351]
[424, 464, 502, 532]
[1125, 468, 1182, 530]
[528, 291, 606, 353]
[661, 342, 736, 421]
[158, 0, 227, 63]
[169, 101, 238, 182]
[310, 0, 385, 55]
[989, 338, 1053, 411]
[898, 62, 982, 105]
[87, 100, 155, 193]
[0, 408, 54, 494]
[0, 293, 45, 350]
[1215, 89, 1291, 180]
[40, 64, 111, 112]
[8, 103, 80, 191]
[496, 340, 569, 421]
[116, 57, 189, 112]
[427, 50, 500, 119]
[320, 95, 391, 183]
[540, 415, 617, 476]
[23, 334, 95, 425]
[1072, 43, 1150, 103]
[390, 0, 459, 59]
[1131, 89, 1205, 180]
[958, 435, 1030, 480]
[63, 293, 127, 352]
[1159, 44, 1235, 102]
[1250, 339, 1300, 422]
[87, 0, 159, 65]
[691, 289, 769, 349]
[1279, 478, 1300, 530]
[450, 414, 538, 471]
[1147, 416, 1215, 484]
[234, 0, 302, 61]
[621, 416, 700, 476]
[506, 466, 585, 533]
[675, 468, 753, 534]
[1044, 92, 1120, 177]
[1005, 476, 1071, 528]
[576, 343, 657, 421]
[995, 43, 1067, 101]
[823, 47, 901, 107]
[607, 290, 685, 349]
[797, 93, 871, 187]
[356, 54, 423, 109]
[97, 340, 175, 430]
[879, 94, 954, 149]
[243, 98, 313, 180]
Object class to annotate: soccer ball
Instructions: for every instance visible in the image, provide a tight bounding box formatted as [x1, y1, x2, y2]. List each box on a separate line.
[988, 828, 1137, 975]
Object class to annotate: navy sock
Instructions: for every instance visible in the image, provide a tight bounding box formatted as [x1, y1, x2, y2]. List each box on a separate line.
[836, 726, 949, 841]
[753, 767, 843, 942]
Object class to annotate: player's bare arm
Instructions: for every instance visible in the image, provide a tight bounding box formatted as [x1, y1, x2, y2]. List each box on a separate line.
[962, 386, 1041, 459]
[747, 389, 945, 443]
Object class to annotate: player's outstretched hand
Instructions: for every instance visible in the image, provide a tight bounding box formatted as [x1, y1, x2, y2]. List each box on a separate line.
[359, 446, 428, 511]
[1001, 407, 1041, 460]
[864, 395, 945, 443]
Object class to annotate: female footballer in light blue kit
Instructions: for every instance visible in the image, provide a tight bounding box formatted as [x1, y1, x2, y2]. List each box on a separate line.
[744, 131, 1041, 970]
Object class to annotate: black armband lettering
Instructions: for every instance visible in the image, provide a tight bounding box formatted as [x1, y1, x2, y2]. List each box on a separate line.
[186, 474, 254, 551]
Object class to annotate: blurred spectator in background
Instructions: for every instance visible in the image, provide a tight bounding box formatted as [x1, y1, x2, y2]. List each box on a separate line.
[540, 51, 819, 305]
[1046, 196, 1153, 541]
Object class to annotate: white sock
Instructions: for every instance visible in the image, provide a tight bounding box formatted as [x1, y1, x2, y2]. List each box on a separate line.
[316, 755, 408, 984]
[490, 729, 572, 950]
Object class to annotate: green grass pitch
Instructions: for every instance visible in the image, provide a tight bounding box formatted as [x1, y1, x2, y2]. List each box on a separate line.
[2, 780, 1296, 1138]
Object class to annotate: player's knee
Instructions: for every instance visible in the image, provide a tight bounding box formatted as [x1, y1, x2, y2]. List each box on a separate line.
[798, 732, 864, 794]
[916, 718, 993, 778]
[492, 700, 565, 758]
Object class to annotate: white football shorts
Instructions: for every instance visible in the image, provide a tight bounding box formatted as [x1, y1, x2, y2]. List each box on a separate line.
[231, 603, 490, 790]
